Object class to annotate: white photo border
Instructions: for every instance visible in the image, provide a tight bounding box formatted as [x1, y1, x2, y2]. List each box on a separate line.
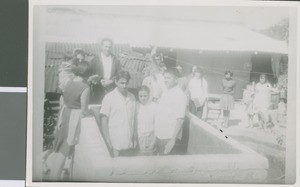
[27, 0, 300, 187]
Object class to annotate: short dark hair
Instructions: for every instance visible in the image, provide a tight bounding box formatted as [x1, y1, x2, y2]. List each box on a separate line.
[164, 67, 180, 78]
[195, 67, 203, 74]
[225, 70, 233, 77]
[73, 48, 85, 57]
[72, 61, 91, 78]
[101, 38, 114, 46]
[138, 85, 150, 94]
[116, 70, 131, 82]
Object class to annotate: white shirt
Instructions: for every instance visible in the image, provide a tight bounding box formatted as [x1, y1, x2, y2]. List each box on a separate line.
[188, 77, 208, 101]
[154, 86, 187, 140]
[101, 53, 113, 80]
[253, 82, 272, 111]
[100, 88, 136, 150]
[136, 102, 156, 137]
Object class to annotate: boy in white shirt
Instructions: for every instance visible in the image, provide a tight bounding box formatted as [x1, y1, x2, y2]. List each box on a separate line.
[155, 68, 188, 155]
[100, 70, 136, 157]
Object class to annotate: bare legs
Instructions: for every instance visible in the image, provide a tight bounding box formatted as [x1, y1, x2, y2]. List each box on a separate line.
[247, 114, 254, 128]
[222, 110, 230, 128]
[48, 152, 66, 181]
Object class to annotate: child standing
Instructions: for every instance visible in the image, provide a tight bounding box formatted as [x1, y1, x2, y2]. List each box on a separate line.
[136, 86, 156, 156]
[220, 71, 236, 128]
[188, 67, 208, 119]
[253, 74, 272, 130]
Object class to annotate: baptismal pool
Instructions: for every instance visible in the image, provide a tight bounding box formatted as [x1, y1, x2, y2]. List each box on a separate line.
[70, 113, 268, 183]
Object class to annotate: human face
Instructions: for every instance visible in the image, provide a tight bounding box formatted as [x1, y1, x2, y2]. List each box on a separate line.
[138, 90, 149, 105]
[115, 78, 129, 95]
[192, 66, 197, 74]
[259, 76, 266, 84]
[164, 72, 177, 89]
[101, 40, 113, 56]
[225, 73, 231, 79]
[195, 72, 201, 79]
[76, 54, 85, 62]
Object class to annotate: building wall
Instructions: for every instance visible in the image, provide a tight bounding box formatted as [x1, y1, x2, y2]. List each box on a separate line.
[176, 50, 252, 99]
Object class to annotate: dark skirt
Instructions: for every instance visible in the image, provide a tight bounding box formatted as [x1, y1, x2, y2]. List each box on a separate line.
[220, 94, 234, 110]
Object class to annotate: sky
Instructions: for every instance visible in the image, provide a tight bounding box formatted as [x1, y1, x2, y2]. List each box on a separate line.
[45, 5, 289, 29]
[37, 5, 290, 51]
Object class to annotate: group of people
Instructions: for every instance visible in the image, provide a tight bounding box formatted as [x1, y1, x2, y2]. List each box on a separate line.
[45, 39, 192, 180]
[243, 73, 285, 130]
[44, 38, 283, 180]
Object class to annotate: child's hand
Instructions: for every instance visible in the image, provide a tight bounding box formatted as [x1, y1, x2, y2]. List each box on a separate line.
[164, 139, 176, 154]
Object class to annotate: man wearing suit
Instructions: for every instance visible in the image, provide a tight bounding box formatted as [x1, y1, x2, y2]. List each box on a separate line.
[89, 38, 121, 104]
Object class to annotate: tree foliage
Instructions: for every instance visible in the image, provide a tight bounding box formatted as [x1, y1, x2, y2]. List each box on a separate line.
[257, 18, 289, 43]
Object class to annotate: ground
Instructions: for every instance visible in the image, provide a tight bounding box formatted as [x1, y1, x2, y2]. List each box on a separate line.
[206, 102, 286, 184]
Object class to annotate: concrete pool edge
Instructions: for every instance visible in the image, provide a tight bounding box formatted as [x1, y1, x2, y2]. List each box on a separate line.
[69, 113, 269, 183]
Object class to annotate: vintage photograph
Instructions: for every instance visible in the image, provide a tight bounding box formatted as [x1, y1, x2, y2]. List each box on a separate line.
[28, 2, 298, 186]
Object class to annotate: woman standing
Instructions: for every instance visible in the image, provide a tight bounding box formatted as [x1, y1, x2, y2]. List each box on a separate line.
[188, 67, 208, 119]
[220, 71, 236, 128]
[48, 62, 92, 180]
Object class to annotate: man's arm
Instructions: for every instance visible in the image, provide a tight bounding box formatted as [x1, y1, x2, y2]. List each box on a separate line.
[164, 118, 184, 154]
[99, 95, 113, 153]
[101, 115, 112, 150]
[80, 87, 91, 117]
[132, 111, 138, 148]
[164, 93, 187, 154]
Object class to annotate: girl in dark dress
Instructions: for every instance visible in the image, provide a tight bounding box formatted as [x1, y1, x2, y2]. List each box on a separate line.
[220, 71, 236, 128]
[49, 62, 92, 180]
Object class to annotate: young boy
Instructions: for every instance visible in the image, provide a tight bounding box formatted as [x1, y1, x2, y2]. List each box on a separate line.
[100, 70, 136, 157]
[154, 68, 188, 155]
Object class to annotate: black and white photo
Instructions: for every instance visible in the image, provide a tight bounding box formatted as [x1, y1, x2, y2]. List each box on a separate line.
[27, 1, 299, 186]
